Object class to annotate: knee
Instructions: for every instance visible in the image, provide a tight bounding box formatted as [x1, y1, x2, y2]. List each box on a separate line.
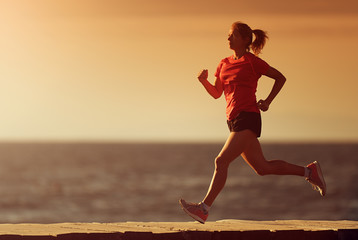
[244, 155, 272, 176]
[214, 155, 230, 171]
[255, 167, 268, 176]
[253, 164, 271, 176]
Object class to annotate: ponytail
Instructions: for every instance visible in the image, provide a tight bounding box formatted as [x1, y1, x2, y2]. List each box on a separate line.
[251, 29, 268, 56]
[231, 21, 268, 56]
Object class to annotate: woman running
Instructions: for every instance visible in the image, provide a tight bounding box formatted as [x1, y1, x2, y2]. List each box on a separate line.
[179, 21, 326, 224]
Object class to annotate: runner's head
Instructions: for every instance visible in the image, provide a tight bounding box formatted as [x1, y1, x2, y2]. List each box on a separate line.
[230, 21, 268, 55]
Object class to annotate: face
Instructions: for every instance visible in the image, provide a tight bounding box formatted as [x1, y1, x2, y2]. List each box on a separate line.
[228, 27, 248, 51]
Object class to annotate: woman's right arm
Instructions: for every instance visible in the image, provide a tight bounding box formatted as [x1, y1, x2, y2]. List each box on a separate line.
[198, 69, 223, 99]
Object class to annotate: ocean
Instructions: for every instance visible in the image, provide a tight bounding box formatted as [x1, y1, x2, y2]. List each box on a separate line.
[0, 142, 357, 223]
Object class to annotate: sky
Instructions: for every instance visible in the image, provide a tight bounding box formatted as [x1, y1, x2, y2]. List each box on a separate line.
[1, 0, 358, 143]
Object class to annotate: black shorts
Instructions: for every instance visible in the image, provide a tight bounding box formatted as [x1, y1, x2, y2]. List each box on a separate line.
[227, 111, 262, 137]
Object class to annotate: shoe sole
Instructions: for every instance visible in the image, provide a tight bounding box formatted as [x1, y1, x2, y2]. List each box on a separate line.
[179, 199, 206, 224]
[314, 161, 326, 196]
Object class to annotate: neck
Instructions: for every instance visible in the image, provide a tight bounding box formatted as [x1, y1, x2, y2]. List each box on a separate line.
[233, 49, 247, 59]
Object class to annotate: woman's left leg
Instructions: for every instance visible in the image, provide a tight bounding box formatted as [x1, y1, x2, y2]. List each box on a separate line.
[202, 130, 256, 207]
[179, 130, 256, 224]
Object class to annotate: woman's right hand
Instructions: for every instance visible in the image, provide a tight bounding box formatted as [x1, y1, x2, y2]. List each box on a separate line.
[198, 69, 208, 82]
[197, 69, 223, 99]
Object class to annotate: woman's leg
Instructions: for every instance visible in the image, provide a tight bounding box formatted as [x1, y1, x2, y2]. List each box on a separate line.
[202, 130, 257, 206]
[179, 131, 325, 224]
[241, 138, 305, 176]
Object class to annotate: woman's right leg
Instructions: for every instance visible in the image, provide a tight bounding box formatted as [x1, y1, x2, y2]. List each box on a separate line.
[241, 138, 305, 176]
[241, 138, 326, 196]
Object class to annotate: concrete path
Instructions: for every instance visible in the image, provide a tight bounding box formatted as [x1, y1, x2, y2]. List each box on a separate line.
[0, 220, 357, 239]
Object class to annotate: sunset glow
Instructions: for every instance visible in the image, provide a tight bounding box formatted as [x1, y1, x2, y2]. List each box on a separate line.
[1, 0, 357, 142]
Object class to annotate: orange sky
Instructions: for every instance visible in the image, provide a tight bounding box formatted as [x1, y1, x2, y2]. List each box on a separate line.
[1, 0, 358, 142]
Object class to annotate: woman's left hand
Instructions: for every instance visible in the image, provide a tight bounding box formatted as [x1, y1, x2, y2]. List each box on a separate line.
[257, 99, 270, 112]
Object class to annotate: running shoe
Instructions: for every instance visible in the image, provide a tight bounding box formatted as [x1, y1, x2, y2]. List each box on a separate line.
[179, 199, 208, 224]
[306, 161, 326, 196]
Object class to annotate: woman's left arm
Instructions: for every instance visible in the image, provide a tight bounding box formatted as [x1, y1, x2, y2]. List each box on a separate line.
[258, 66, 286, 112]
